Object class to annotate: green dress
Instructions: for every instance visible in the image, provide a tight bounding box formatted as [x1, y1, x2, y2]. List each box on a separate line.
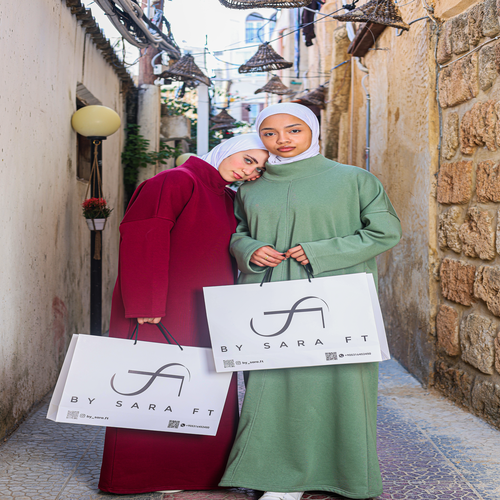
[219, 155, 402, 499]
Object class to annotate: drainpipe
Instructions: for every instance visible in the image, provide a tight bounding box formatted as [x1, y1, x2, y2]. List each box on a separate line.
[345, 21, 370, 171]
[294, 8, 301, 78]
[361, 74, 370, 172]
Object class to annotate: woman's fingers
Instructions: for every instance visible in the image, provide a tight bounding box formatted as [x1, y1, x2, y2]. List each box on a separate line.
[267, 248, 287, 260]
[246, 173, 261, 182]
[255, 246, 285, 260]
[285, 245, 310, 265]
[286, 245, 304, 259]
[251, 257, 279, 267]
[250, 246, 286, 267]
[290, 250, 305, 259]
[137, 317, 162, 324]
[249, 244, 311, 267]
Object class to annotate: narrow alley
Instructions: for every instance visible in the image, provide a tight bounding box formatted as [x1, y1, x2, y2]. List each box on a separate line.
[1, 359, 499, 500]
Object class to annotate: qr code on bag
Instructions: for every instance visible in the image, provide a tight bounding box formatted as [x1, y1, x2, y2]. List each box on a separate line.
[325, 352, 338, 361]
[168, 420, 180, 429]
[66, 410, 79, 420]
[223, 359, 235, 368]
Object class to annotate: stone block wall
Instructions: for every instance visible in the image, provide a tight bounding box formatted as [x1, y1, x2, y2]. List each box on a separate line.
[435, 0, 500, 427]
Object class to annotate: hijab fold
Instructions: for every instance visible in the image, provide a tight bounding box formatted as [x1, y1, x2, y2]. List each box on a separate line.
[201, 133, 266, 170]
[255, 103, 320, 165]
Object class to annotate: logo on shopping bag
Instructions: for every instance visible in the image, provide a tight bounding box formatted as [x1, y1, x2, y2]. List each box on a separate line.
[250, 296, 329, 337]
[111, 363, 191, 397]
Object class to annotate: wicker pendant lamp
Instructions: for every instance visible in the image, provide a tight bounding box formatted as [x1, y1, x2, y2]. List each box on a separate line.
[219, 0, 311, 8]
[296, 86, 327, 109]
[239, 43, 293, 74]
[161, 54, 212, 86]
[211, 121, 238, 131]
[211, 108, 237, 125]
[255, 75, 294, 95]
[332, 0, 409, 31]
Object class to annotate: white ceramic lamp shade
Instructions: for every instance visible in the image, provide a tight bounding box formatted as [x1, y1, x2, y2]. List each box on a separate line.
[71, 105, 121, 138]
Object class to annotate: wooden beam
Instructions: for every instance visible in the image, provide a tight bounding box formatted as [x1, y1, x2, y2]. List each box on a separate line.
[347, 22, 387, 58]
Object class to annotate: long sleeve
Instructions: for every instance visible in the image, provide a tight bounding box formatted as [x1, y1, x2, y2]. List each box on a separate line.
[230, 191, 273, 274]
[300, 172, 402, 276]
[118, 170, 194, 318]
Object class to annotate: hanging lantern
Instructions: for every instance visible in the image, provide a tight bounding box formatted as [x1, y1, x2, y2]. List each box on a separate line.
[161, 54, 212, 86]
[211, 120, 238, 131]
[332, 0, 409, 30]
[219, 0, 311, 8]
[255, 75, 295, 95]
[239, 43, 293, 74]
[210, 109, 238, 130]
[211, 108, 237, 125]
[295, 86, 327, 109]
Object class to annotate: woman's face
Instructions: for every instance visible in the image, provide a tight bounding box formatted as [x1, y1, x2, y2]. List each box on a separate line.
[259, 113, 312, 158]
[218, 149, 269, 183]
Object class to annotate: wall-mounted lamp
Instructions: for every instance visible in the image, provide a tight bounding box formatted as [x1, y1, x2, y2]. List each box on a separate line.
[71, 105, 121, 336]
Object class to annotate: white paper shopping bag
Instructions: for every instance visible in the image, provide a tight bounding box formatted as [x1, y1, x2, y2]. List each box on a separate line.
[47, 332, 232, 436]
[203, 272, 390, 372]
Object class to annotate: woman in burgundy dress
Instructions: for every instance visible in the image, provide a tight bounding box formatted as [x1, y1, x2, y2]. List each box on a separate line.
[98, 135, 269, 494]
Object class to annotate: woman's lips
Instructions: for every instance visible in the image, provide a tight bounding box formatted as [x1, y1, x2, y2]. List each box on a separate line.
[233, 172, 242, 180]
[277, 147, 295, 152]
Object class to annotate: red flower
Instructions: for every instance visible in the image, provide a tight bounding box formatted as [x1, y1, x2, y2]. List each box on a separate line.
[82, 197, 113, 219]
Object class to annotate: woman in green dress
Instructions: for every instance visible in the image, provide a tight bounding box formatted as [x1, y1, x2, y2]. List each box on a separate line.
[219, 103, 402, 500]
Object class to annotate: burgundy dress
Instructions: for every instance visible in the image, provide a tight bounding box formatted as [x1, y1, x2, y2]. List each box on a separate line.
[98, 157, 239, 494]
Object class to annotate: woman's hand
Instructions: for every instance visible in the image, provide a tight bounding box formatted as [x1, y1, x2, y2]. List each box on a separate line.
[246, 168, 266, 182]
[285, 245, 310, 265]
[246, 172, 262, 182]
[250, 246, 286, 267]
[137, 317, 161, 325]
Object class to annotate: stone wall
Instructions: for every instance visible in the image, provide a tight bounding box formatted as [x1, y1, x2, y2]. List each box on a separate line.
[309, 0, 439, 384]
[435, 0, 500, 427]
[308, 0, 500, 428]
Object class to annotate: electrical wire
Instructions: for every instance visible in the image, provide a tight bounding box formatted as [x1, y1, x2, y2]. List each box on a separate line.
[396, 0, 418, 7]
[256, 15, 277, 44]
[207, 5, 347, 55]
[93, 0, 180, 56]
[190, 9, 349, 58]
[438, 34, 500, 69]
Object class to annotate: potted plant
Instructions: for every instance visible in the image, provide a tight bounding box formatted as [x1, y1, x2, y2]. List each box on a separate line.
[82, 197, 113, 231]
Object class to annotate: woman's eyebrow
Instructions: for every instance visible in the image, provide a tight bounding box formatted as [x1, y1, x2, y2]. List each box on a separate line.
[245, 155, 258, 163]
[285, 124, 303, 128]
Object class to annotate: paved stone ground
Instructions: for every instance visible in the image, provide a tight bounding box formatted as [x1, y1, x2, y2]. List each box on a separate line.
[1, 359, 500, 500]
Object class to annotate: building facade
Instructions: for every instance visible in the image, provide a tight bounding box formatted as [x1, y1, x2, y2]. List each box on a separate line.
[288, 0, 500, 427]
[0, 0, 130, 438]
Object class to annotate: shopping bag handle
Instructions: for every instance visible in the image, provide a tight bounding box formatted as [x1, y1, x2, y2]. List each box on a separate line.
[129, 321, 184, 351]
[259, 262, 314, 287]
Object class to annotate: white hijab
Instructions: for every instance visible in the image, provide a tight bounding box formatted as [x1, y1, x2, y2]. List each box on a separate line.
[255, 103, 320, 165]
[201, 133, 267, 170]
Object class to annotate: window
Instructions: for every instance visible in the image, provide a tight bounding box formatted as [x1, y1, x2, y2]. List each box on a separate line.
[76, 98, 92, 181]
[241, 103, 264, 125]
[75, 86, 102, 182]
[245, 13, 265, 43]
[245, 12, 277, 44]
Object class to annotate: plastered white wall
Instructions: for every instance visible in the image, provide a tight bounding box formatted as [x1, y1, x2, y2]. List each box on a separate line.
[0, 0, 125, 437]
